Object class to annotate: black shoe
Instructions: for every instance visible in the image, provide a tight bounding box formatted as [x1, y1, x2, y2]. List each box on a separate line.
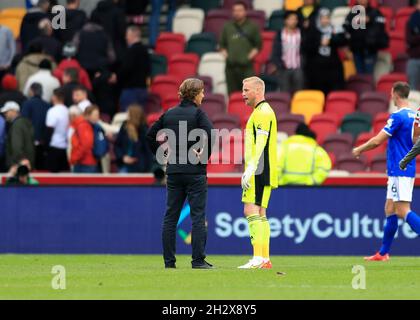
[165, 264, 176, 269]
[192, 260, 214, 269]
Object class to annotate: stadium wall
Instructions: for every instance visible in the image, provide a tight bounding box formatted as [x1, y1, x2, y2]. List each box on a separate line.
[1, 181, 420, 255]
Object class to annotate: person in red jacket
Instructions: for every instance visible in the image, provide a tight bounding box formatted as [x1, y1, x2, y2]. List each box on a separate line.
[70, 105, 99, 173]
[53, 43, 92, 90]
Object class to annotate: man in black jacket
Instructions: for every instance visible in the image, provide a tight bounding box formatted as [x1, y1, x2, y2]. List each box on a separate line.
[147, 78, 215, 269]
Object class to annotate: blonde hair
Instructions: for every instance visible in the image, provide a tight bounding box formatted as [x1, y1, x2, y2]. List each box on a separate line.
[242, 76, 265, 93]
[126, 104, 146, 142]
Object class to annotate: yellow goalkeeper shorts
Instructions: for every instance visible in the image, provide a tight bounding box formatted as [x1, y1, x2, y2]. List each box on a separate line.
[241, 174, 272, 208]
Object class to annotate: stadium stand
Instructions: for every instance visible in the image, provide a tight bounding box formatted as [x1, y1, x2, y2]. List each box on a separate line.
[277, 113, 305, 136]
[291, 90, 325, 124]
[185, 32, 218, 57]
[172, 8, 205, 41]
[324, 91, 357, 123]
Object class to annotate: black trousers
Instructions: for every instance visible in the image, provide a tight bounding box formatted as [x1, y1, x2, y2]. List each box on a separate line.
[46, 146, 70, 173]
[163, 174, 208, 267]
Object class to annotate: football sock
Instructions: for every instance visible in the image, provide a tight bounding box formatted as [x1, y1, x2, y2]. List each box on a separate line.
[247, 214, 263, 258]
[379, 214, 398, 256]
[406, 211, 420, 235]
[261, 216, 270, 260]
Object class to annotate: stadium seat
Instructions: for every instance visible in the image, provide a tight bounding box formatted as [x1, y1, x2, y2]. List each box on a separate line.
[324, 91, 357, 123]
[0, 16, 22, 39]
[155, 32, 186, 61]
[185, 32, 217, 57]
[322, 133, 354, 158]
[381, 0, 410, 13]
[284, 0, 303, 11]
[372, 112, 390, 134]
[336, 154, 368, 173]
[341, 112, 372, 140]
[268, 10, 284, 32]
[144, 93, 162, 114]
[197, 75, 213, 93]
[150, 75, 182, 100]
[355, 132, 387, 164]
[408, 90, 420, 108]
[146, 112, 163, 127]
[373, 51, 393, 83]
[345, 74, 375, 97]
[247, 10, 267, 30]
[203, 9, 231, 41]
[395, 7, 416, 32]
[386, 31, 406, 61]
[150, 54, 167, 79]
[168, 53, 200, 79]
[331, 7, 351, 30]
[172, 8, 205, 41]
[253, 0, 283, 19]
[213, 79, 228, 98]
[0, 7, 26, 19]
[393, 53, 409, 73]
[228, 92, 253, 128]
[358, 92, 389, 118]
[291, 90, 325, 123]
[266, 92, 291, 115]
[222, 0, 253, 10]
[416, 157, 420, 174]
[277, 113, 305, 136]
[207, 160, 238, 173]
[190, 0, 220, 12]
[328, 152, 336, 168]
[377, 73, 408, 97]
[200, 93, 226, 120]
[370, 153, 387, 173]
[212, 113, 241, 130]
[378, 6, 394, 33]
[198, 52, 226, 92]
[320, 0, 348, 10]
[309, 113, 339, 145]
[161, 95, 180, 111]
[254, 31, 276, 74]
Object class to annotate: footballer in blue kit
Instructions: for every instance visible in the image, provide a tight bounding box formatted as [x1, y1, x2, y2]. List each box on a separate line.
[353, 82, 420, 261]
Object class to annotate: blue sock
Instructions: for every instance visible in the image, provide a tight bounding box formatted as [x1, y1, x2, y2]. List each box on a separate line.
[406, 211, 420, 235]
[379, 215, 398, 256]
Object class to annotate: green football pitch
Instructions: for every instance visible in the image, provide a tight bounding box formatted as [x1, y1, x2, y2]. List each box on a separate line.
[0, 255, 419, 300]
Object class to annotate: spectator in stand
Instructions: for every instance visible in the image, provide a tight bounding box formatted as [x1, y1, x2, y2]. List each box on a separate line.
[69, 105, 99, 173]
[16, 42, 55, 91]
[149, 0, 176, 48]
[278, 123, 331, 186]
[110, 25, 150, 112]
[5, 161, 39, 186]
[1, 101, 35, 170]
[0, 113, 5, 172]
[343, 0, 388, 74]
[72, 85, 92, 112]
[45, 88, 70, 172]
[271, 11, 304, 95]
[72, 20, 116, 79]
[125, 0, 149, 24]
[0, 74, 27, 108]
[21, 83, 50, 170]
[20, 0, 51, 52]
[407, 0, 420, 90]
[220, 1, 262, 95]
[0, 25, 16, 81]
[67, 105, 83, 167]
[27, 18, 62, 63]
[91, 0, 127, 66]
[297, 0, 320, 32]
[53, 43, 93, 91]
[115, 104, 153, 173]
[302, 8, 347, 95]
[23, 59, 60, 103]
[54, 0, 88, 45]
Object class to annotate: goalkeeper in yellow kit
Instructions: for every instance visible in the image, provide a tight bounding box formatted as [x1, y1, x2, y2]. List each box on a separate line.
[238, 76, 278, 269]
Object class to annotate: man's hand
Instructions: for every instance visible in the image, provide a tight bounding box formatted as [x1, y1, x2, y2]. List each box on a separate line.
[352, 147, 362, 159]
[399, 159, 408, 171]
[193, 148, 204, 161]
[248, 48, 258, 61]
[220, 49, 228, 59]
[241, 165, 255, 191]
[123, 155, 137, 165]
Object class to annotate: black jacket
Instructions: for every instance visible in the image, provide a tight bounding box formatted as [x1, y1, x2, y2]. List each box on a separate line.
[147, 99, 215, 175]
[20, 10, 49, 52]
[27, 35, 62, 62]
[21, 96, 50, 144]
[54, 9, 87, 44]
[117, 41, 150, 89]
[343, 6, 388, 53]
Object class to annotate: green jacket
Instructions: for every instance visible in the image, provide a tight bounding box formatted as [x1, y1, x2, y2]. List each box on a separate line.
[278, 135, 331, 186]
[6, 117, 35, 169]
[219, 19, 262, 66]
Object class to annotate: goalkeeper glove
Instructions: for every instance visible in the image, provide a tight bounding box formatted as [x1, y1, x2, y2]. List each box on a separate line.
[241, 164, 256, 190]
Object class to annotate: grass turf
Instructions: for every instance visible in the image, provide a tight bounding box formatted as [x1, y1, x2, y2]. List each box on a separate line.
[0, 254, 419, 300]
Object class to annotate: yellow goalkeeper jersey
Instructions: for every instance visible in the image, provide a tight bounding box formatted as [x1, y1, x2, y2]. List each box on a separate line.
[244, 100, 278, 189]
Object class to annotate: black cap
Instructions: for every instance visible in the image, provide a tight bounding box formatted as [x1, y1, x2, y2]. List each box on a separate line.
[295, 123, 317, 140]
[39, 59, 52, 70]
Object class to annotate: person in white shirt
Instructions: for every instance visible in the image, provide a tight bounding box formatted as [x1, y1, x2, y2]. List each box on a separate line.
[23, 59, 60, 103]
[45, 88, 70, 172]
[72, 85, 92, 112]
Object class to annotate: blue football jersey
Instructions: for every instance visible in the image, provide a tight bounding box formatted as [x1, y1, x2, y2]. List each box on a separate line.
[383, 108, 416, 177]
